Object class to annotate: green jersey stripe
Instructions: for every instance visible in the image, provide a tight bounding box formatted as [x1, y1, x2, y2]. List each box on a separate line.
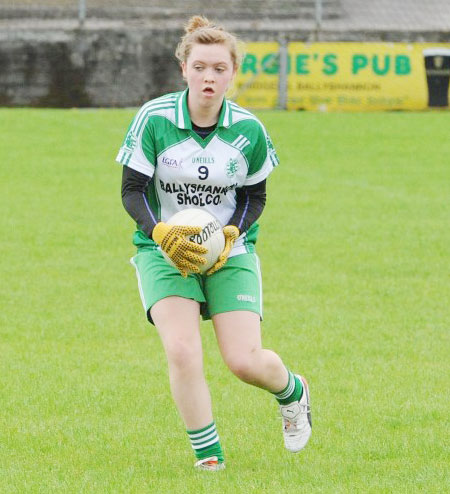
[216, 135, 250, 169]
[131, 95, 177, 131]
[156, 136, 191, 158]
[232, 135, 250, 150]
[118, 150, 129, 163]
[223, 100, 231, 127]
[131, 96, 177, 135]
[232, 135, 245, 147]
[270, 151, 279, 168]
[229, 103, 254, 117]
[135, 104, 177, 137]
[176, 91, 185, 128]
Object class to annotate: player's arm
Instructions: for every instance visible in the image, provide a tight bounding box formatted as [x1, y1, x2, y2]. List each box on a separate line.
[121, 165, 158, 238]
[121, 166, 207, 277]
[228, 179, 267, 233]
[207, 180, 266, 276]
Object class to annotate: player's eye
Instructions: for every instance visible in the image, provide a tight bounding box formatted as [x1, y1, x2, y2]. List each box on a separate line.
[215, 67, 225, 73]
[194, 65, 204, 71]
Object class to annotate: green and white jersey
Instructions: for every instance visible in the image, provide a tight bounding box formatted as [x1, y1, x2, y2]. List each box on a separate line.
[116, 89, 279, 257]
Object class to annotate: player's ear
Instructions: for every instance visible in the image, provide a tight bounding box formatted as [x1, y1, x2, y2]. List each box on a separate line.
[181, 62, 187, 80]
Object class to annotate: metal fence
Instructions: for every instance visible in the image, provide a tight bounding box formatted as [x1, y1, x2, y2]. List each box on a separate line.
[0, 1, 338, 31]
[1, 1, 450, 32]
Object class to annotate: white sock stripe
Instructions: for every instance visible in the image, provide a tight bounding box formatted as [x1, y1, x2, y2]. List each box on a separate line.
[191, 436, 220, 451]
[187, 424, 216, 439]
[277, 384, 294, 399]
[276, 372, 295, 399]
[190, 431, 218, 446]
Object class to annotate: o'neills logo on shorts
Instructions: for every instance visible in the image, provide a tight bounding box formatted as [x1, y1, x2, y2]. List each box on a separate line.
[237, 294, 256, 303]
[161, 156, 182, 168]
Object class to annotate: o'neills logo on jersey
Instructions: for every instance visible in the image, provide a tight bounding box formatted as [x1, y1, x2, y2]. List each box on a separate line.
[192, 157, 215, 164]
[161, 156, 182, 168]
[124, 130, 137, 152]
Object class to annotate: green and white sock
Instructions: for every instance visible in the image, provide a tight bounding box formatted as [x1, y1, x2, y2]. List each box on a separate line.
[273, 370, 303, 405]
[187, 421, 224, 463]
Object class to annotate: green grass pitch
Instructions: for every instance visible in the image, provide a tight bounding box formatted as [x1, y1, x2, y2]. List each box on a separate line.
[0, 108, 448, 493]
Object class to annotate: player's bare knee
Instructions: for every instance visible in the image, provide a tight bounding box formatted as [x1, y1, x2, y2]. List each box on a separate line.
[166, 339, 202, 375]
[225, 354, 258, 383]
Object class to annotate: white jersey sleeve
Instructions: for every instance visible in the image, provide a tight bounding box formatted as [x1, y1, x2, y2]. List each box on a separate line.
[116, 106, 158, 177]
[244, 121, 280, 186]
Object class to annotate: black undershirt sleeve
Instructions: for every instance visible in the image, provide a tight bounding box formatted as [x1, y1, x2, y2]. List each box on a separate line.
[228, 180, 267, 234]
[121, 165, 267, 237]
[121, 166, 158, 238]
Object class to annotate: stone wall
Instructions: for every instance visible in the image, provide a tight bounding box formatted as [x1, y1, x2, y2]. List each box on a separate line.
[0, 27, 185, 107]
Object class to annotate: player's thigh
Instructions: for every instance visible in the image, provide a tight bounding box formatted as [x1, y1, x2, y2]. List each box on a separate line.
[151, 296, 203, 370]
[203, 252, 263, 320]
[131, 249, 206, 325]
[212, 310, 262, 365]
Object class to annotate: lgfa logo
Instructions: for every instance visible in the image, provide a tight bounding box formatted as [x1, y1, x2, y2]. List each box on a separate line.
[161, 156, 182, 168]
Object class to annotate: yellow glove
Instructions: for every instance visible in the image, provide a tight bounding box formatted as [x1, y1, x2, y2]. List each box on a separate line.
[207, 225, 240, 276]
[153, 222, 207, 277]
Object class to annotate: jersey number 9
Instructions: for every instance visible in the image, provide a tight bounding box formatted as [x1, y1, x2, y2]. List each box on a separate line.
[198, 166, 209, 180]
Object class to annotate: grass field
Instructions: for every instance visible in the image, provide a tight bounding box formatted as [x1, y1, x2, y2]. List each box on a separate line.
[0, 109, 449, 493]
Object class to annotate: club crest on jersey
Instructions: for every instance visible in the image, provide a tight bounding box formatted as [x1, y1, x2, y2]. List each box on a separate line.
[226, 158, 239, 178]
[124, 130, 137, 152]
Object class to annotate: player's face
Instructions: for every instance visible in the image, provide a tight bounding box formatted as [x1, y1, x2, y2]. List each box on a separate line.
[182, 43, 236, 109]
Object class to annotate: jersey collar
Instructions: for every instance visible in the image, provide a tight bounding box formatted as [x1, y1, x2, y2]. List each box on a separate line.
[175, 89, 232, 130]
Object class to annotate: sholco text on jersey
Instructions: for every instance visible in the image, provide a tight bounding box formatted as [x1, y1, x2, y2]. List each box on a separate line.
[159, 179, 239, 207]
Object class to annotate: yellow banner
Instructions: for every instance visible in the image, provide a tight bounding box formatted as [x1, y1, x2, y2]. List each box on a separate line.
[232, 42, 279, 109]
[288, 42, 450, 111]
[233, 42, 450, 111]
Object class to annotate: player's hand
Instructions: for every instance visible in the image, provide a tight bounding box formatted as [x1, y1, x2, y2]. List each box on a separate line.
[206, 225, 240, 276]
[152, 222, 208, 277]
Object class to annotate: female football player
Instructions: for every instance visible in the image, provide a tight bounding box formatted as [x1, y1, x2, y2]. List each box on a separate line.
[117, 16, 311, 471]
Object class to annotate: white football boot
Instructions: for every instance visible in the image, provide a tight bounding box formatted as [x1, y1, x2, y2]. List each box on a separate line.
[279, 375, 312, 452]
[194, 456, 226, 471]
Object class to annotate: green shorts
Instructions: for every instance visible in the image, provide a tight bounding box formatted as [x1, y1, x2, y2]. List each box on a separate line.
[130, 249, 263, 325]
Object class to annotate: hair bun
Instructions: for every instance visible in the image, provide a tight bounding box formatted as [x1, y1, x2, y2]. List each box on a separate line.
[185, 15, 214, 33]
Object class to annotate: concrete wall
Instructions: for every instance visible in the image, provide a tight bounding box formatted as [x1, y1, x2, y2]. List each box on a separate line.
[1, 24, 449, 107]
[0, 28, 185, 107]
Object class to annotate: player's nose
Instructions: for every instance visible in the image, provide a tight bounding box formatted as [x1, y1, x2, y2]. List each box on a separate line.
[204, 69, 215, 83]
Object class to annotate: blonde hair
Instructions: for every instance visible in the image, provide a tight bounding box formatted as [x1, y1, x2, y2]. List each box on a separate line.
[175, 15, 242, 69]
